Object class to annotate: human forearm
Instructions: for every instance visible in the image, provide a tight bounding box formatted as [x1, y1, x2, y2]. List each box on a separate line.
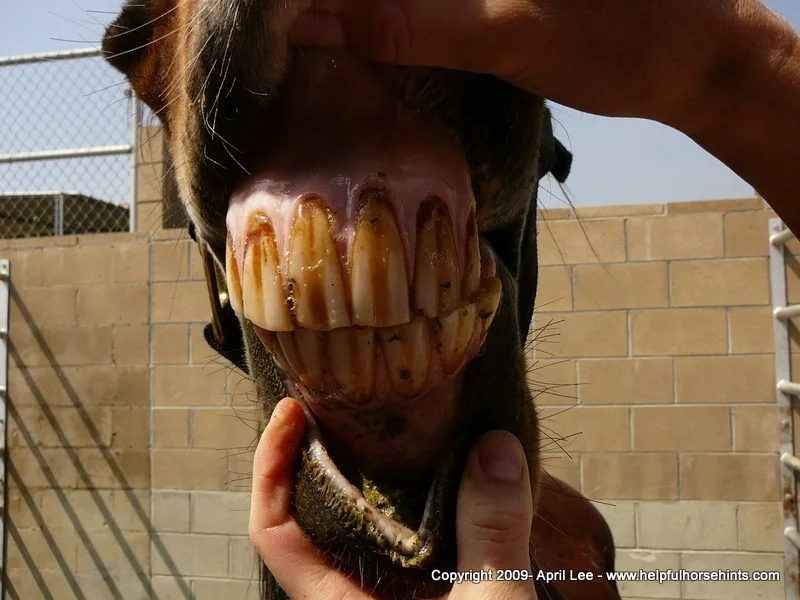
[671, 4, 800, 231]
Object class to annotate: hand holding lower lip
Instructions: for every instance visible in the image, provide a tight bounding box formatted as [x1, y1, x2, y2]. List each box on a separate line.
[249, 397, 539, 599]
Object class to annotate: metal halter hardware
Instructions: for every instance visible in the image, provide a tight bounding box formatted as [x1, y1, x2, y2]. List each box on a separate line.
[189, 222, 250, 375]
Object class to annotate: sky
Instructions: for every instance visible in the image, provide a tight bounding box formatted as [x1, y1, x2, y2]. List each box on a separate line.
[1, 0, 799, 209]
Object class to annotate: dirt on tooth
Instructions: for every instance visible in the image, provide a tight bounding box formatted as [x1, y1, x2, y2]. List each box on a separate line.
[225, 236, 243, 316]
[351, 190, 410, 327]
[436, 303, 477, 375]
[242, 212, 294, 331]
[379, 317, 431, 397]
[327, 327, 376, 400]
[413, 198, 461, 319]
[288, 199, 351, 330]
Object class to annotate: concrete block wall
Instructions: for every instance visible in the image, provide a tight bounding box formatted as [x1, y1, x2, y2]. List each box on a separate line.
[0, 195, 792, 599]
[530, 197, 786, 600]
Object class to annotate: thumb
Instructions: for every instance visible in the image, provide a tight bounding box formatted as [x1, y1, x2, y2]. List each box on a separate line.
[451, 431, 537, 599]
[289, 0, 499, 73]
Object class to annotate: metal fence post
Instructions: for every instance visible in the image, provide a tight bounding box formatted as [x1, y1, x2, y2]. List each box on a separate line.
[0, 259, 11, 600]
[129, 89, 139, 233]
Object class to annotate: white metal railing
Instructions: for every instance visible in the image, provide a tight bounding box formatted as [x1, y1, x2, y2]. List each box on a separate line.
[0, 48, 138, 234]
[769, 218, 800, 600]
[0, 259, 10, 598]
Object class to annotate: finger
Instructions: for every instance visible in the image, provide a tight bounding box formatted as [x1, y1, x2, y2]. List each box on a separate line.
[451, 431, 537, 600]
[249, 397, 367, 599]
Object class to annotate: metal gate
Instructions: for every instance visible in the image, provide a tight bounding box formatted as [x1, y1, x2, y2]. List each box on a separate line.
[769, 218, 800, 600]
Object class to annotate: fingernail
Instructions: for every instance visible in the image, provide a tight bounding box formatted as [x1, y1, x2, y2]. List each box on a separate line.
[290, 11, 346, 47]
[478, 433, 524, 483]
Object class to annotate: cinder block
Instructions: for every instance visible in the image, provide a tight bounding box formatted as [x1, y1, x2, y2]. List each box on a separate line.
[152, 281, 211, 323]
[36, 406, 113, 448]
[574, 263, 668, 310]
[732, 405, 779, 452]
[9, 366, 149, 407]
[532, 312, 628, 358]
[539, 453, 581, 490]
[577, 358, 673, 404]
[538, 219, 626, 265]
[667, 198, 764, 215]
[631, 309, 727, 356]
[0, 248, 43, 287]
[191, 323, 216, 365]
[680, 552, 783, 600]
[150, 533, 229, 577]
[725, 211, 771, 257]
[78, 284, 148, 326]
[112, 325, 149, 365]
[535, 266, 573, 312]
[151, 449, 230, 491]
[670, 259, 769, 307]
[152, 575, 190, 600]
[632, 406, 731, 452]
[525, 357, 578, 406]
[151, 241, 192, 282]
[636, 501, 737, 549]
[193, 578, 260, 600]
[614, 549, 681, 599]
[627, 214, 723, 260]
[738, 503, 783, 552]
[153, 409, 189, 448]
[74, 530, 150, 574]
[111, 242, 149, 283]
[675, 356, 774, 404]
[728, 307, 773, 354]
[230, 536, 261, 580]
[680, 454, 779, 502]
[191, 408, 260, 450]
[594, 501, 636, 548]
[10, 446, 80, 489]
[153, 365, 229, 406]
[153, 491, 191, 533]
[582, 453, 678, 500]
[41, 244, 114, 285]
[11, 287, 77, 326]
[539, 406, 630, 452]
[191, 491, 250, 535]
[75, 448, 150, 490]
[153, 324, 190, 364]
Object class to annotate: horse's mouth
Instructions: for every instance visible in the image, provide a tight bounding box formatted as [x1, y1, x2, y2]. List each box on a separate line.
[223, 48, 504, 568]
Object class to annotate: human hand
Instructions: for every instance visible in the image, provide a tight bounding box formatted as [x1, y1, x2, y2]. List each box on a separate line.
[249, 397, 538, 599]
[291, 0, 793, 133]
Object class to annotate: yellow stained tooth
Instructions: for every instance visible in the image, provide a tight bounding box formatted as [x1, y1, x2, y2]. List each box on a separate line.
[327, 327, 375, 399]
[435, 303, 477, 375]
[243, 213, 294, 331]
[288, 199, 351, 330]
[413, 199, 461, 318]
[226, 236, 243, 316]
[295, 329, 325, 389]
[476, 277, 502, 337]
[277, 331, 324, 390]
[351, 190, 410, 327]
[379, 317, 431, 397]
[463, 208, 480, 298]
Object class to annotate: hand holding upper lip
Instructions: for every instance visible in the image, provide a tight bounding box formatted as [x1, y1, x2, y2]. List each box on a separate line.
[249, 397, 539, 599]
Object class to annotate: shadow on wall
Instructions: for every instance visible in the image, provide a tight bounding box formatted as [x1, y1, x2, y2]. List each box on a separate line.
[5, 285, 193, 599]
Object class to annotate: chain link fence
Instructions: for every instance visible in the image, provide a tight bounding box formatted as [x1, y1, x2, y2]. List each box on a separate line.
[0, 48, 137, 239]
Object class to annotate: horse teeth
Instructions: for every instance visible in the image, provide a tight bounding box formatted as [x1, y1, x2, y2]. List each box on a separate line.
[241, 212, 295, 331]
[378, 317, 431, 397]
[288, 199, 351, 330]
[413, 198, 461, 318]
[435, 303, 477, 375]
[475, 277, 502, 339]
[226, 236, 243, 317]
[327, 327, 376, 399]
[351, 190, 410, 327]
[462, 207, 480, 298]
[277, 331, 325, 390]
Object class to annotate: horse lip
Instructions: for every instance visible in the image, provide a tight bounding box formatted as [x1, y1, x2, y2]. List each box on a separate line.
[295, 396, 464, 565]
